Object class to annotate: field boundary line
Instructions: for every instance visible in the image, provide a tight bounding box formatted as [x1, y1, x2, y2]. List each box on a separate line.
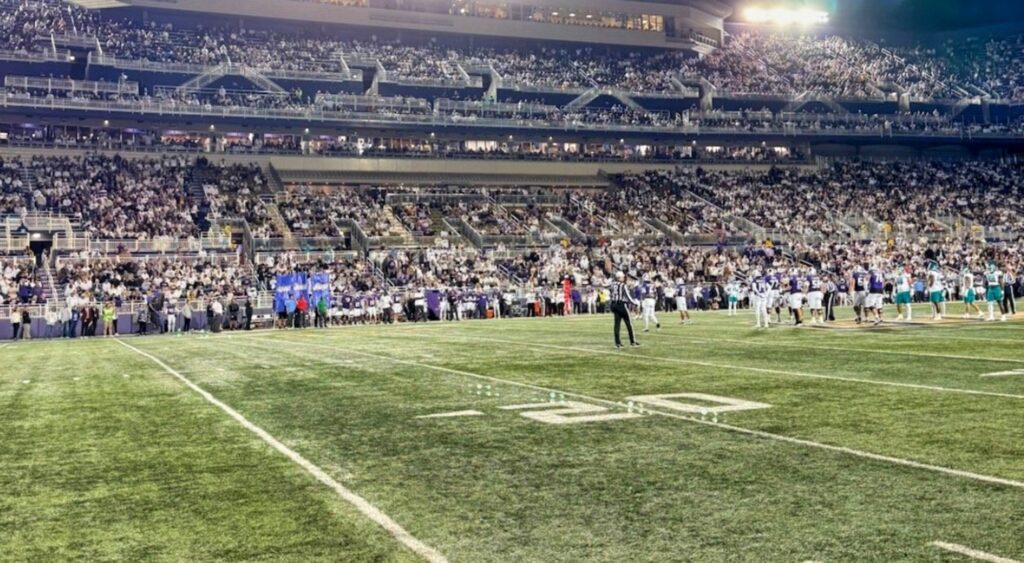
[251, 336, 1024, 491]
[652, 330, 1024, 364]
[114, 339, 448, 563]
[929, 541, 1021, 563]
[483, 322, 1024, 365]
[400, 331, 1024, 401]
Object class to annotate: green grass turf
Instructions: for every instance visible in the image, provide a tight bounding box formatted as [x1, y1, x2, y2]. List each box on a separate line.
[2, 303, 1024, 561]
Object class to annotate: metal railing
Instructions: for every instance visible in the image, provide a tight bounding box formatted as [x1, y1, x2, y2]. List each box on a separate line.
[1, 90, 1018, 139]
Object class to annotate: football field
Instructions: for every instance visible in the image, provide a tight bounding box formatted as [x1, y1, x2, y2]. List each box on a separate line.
[2, 304, 1024, 562]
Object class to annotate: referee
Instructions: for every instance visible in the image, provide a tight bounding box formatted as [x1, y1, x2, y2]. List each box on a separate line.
[610, 272, 640, 348]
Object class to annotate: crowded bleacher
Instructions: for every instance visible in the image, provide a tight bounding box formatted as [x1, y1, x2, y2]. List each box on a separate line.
[1, 0, 1024, 339]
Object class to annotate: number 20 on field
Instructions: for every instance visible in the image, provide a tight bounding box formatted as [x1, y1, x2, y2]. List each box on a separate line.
[498, 393, 771, 425]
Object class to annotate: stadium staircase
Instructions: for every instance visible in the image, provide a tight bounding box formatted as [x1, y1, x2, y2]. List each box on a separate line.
[20, 167, 37, 210]
[546, 215, 588, 243]
[238, 66, 288, 94]
[262, 163, 285, 195]
[564, 88, 602, 111]
[428, 208, 450, 237]
[645, 217, 686, 244]
[176, 63, 228, 93]
[185, 166, 212, 231]
[444, 216, 483, 249]
[40, 259, 61, 306]
[264, 203, 298, 250]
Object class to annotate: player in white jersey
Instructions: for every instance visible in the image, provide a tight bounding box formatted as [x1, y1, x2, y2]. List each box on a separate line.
[750, 271, 771, 329]
[675, 279, 690, 324]
[984, 263, 1008, 322]
[973, 270, 986, 319]
[806, 269, 825, 324]
[960, 268, 982, 319]
[927, 263, 946, 320]
[640, 277, 660, 332]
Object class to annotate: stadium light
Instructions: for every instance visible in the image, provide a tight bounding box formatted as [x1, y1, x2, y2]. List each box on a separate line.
[743, 6, 829, 25]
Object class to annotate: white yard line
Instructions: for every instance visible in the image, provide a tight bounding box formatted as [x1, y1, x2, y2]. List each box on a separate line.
[250, 336, 1024, 491]
[980, 369, 1024, 378]
[114, 339, 448, 563]
[488, 323, 1024, 366]
[399, 332, 1024, 401]
[930, 541, 1021, 563]
[0, 342, 11, 350]
[415, 410, 485, 419]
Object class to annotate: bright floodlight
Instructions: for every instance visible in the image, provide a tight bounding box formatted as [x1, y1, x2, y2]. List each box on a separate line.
[743, 6, 830, 25]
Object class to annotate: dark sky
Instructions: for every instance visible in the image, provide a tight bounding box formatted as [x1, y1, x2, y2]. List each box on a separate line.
[730, 0, 1024, 32]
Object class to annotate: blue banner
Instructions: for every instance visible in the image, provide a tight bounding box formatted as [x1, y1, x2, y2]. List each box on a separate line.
[275, 272, 324, 311]
[310, 272, 331, 309]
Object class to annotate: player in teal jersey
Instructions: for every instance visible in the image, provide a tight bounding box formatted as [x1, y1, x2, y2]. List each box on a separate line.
[961, 268, 982, 319]
[927, 263, 946, 320]
[985, 263, 1007, 322]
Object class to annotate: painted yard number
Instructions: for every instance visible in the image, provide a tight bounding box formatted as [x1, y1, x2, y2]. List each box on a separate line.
[497, 393, 771, 425]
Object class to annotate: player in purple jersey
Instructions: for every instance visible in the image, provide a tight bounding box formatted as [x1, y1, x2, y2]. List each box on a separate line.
[867, 265, 886, 325]
[851, 267, 869, 323]
[768, 270, 783, 324]
[787, 269, 804, 326]
[340, 294, 353, 325]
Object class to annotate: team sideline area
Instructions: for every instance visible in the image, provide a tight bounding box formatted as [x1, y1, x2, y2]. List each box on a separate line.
[3, 306, 1024, 562]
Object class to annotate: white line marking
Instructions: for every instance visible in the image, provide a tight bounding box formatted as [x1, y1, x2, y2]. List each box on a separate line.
[494, 322, 1024, 366]
[626, 393, 771, 414]
[402, 332, 1024, 401]
[648, 330, 1024, 365]
[500, 401, 644, 425]
[980, 369, 1024, 378]
[249, 337, 1024, 491]
[114, 339, 448, 563]
[415, 410, 485, 419]
[930, 541, 1021, 563]
[0, 342, 11, 350]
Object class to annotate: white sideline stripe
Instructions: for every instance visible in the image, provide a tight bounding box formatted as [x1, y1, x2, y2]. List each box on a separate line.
[649, 330, 1024, 365]
[492, 322, 1024, 366]
[980, 369, 1024, 378]
[403, 332, 1024, 402]
[252, 336, 1024, 491]
[415, 410, 484, 419]
[114, 339, 448, 563]
[930, 541, 1021, 563]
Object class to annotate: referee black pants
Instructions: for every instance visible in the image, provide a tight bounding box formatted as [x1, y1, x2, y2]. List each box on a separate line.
[1003, 285, 1016, 315]
[824, 292, 836, 321]
[611, 302, 636, 346]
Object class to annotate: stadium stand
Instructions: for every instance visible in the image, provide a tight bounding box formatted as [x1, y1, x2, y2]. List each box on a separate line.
[0, 0, 1023, 338]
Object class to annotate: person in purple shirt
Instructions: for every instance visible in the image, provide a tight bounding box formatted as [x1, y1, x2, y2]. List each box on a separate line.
[866, 265, 886, 325]
[788, 270, 804, 326]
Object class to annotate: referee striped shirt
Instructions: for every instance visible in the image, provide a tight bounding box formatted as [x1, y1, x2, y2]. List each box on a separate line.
[610, 282, 635, 304]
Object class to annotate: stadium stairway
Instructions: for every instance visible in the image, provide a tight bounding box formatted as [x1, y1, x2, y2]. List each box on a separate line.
[264, 203, 299, 250]
[40, 259, 61, 306]
[262, 163, 285, 196]
[20, 167, 37, 211]
[428, 208, 450, 236]
[185, 166, 213, 230]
